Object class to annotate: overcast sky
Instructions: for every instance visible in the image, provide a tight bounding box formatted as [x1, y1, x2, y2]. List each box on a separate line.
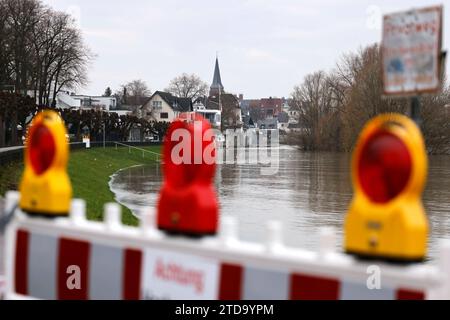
[42, 0, 448, 99]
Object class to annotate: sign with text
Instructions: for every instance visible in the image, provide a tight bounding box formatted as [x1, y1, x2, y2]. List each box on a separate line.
[382, 6, 443, 95]
[142, 248, 220, 300]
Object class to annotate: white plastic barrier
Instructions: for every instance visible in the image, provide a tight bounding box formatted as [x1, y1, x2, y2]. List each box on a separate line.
[2, 191, 450, 300]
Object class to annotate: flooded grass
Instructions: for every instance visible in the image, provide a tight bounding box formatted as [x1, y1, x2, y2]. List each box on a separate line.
[68, 146, 161, 225]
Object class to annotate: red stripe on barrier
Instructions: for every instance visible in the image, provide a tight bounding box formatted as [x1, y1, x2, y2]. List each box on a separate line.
[123, 249, 142, 300]
[218, 263, 243, 300]
[57, 238, 90, 300]
[290, 274, 340, 300]
[396, 289, 425, 300]
[14, 229, 29, 296]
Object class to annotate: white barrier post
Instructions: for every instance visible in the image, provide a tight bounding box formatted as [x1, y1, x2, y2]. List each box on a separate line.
[435, 239, 450, 299]
[4, 191, 19, 217]
[319, 226, 336, 258]
[266, 220, 283, 253]
[3, 191, 20, 299]
[70, 199, 86, 226]
[104, 203, 122, 231]
[0, 192, 19, 298]
[140, 207, 157, 236]
[220, 216, 238, 248]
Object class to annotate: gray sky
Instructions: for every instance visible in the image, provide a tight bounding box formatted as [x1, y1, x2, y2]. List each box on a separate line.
[42, 0, 448, 99]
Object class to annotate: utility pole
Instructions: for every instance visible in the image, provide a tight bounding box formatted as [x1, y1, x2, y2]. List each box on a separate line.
[102, 110, 106, 149]
[410, 96, 421, 126]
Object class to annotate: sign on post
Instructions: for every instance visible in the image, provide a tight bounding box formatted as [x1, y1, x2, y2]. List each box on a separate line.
[382, 6, 443, 96]
[82, 136, 90, 149]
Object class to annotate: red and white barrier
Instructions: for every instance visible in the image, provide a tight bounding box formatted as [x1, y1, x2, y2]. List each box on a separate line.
[2, 191, 450, 300]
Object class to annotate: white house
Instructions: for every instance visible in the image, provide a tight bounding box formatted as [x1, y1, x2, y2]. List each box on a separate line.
[288, 107, 299, 125]
[56, 92, 117, 111]
[140, 91, 192, 123]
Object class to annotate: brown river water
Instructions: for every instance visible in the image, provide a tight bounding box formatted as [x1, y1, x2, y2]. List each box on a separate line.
[109, 145, 450, 261]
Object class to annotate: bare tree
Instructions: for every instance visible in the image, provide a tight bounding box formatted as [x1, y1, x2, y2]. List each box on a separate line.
[2, 0, 42, 95]
[30, 9, 92, 106]
[0, 1, 12, 88]
[118, 79, 151, 106]
[166, 73, 208, 101]
[0, 0, 93, 146]
[421, 86, 450, 154]
[290, 71, 335, 150]
[338, 45, 407, 150]
[49, 23, 92, 107]
[0, 0, 92, 105]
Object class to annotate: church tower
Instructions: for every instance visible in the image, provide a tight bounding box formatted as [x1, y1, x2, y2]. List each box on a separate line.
[209, 57, 224, 97]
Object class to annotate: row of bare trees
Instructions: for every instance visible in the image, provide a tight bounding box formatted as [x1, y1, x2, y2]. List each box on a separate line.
[290, 44, 450, 154]
[0, 0, 92, 106]
[0, 92, 38, 146]
[58, 108, 170, 142]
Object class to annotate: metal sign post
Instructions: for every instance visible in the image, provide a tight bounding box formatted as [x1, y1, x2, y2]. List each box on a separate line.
[411, 96, 421, 125]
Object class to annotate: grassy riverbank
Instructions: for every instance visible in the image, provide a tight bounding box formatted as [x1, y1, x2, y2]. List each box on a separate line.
[0, 146, 161, 225]
[0, 161, 24, 196]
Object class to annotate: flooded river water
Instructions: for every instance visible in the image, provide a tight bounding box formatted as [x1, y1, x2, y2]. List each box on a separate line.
[110, 146, 450, 261]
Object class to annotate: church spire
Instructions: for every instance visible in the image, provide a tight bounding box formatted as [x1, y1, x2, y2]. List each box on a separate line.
[210, 56, 224, 97]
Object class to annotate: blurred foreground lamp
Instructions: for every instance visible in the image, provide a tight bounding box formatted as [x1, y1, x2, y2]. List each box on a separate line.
[344, 113, 428, 262]
[157, 114, 218, 237]
[19, 110, 72, 217]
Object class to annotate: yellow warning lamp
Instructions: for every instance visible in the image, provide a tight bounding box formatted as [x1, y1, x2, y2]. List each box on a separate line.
[19, 110, 72, 217]
[344, 113, 428, 262]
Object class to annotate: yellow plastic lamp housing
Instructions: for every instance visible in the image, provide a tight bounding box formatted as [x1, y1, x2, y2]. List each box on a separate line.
[19, 110, 72, 217]
[344, 113, 428, 262]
